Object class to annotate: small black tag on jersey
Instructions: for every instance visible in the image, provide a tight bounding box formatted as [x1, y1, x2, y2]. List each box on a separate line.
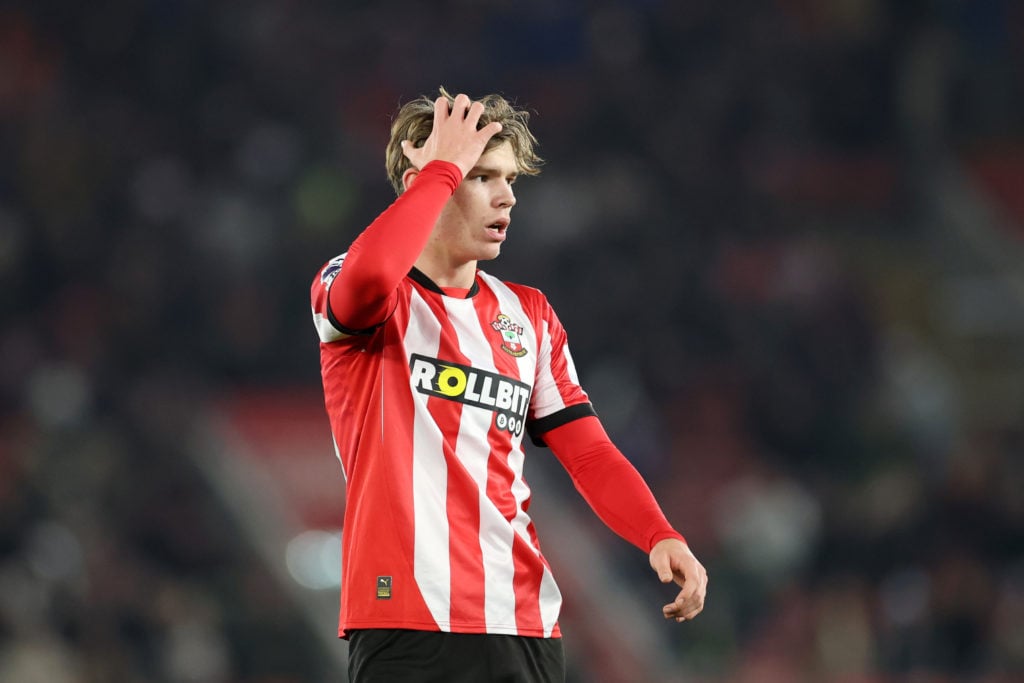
[376, 576, 392, 599]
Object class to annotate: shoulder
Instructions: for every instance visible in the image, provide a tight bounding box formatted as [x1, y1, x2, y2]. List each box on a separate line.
[477, 270, 549, 306]
[476, 272, 565, 334]
[315, 252, 349, 288]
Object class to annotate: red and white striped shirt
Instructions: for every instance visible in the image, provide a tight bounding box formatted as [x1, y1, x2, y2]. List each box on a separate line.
[312, 262, 593, 638]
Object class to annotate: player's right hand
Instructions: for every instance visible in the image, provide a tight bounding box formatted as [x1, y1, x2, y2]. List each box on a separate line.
[401, 93, 502, 181]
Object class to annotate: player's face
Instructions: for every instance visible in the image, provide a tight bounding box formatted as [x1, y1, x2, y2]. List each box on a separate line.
[433, 141, 518, 264]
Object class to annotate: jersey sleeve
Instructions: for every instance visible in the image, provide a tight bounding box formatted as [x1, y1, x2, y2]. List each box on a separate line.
[525, 297, 596, 444]
[543, 416, 686, 552]
[311, 253, 371, 342]
[310, 160, 462, 341]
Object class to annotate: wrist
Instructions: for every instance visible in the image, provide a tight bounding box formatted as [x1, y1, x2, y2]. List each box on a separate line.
[421, 160, 463, 186]
[648, 531, 686, 553]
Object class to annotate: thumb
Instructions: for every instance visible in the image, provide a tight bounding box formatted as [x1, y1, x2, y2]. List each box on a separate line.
[651, 556, 673, 583]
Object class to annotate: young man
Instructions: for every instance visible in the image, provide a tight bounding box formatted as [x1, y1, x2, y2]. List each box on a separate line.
[311, 89, 707, 682]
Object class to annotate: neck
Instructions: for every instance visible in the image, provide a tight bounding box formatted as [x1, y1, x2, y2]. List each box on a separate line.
[413, 254, 478, 290]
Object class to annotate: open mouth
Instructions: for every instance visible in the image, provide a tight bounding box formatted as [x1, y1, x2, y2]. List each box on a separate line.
[486, 219, 510, 240]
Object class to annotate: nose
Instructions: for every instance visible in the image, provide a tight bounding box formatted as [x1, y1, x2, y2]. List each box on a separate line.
[495, 181, 516, 209]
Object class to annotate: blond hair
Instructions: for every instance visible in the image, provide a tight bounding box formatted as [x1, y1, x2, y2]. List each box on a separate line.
[384, 87, 542, 195]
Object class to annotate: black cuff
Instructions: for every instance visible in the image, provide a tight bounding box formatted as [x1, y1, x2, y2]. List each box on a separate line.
[527, 403, 597, 447]
[326, 302, 382, 336]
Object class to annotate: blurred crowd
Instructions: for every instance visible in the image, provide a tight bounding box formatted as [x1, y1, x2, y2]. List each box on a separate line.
[1, 1, 1022, 681]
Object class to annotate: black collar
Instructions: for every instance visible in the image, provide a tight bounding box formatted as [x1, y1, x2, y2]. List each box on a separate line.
[409, 267, 479, 298]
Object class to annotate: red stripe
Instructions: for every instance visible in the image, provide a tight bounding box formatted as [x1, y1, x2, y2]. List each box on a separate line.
[335, 294, 437, 634]
[511, 534, 544, 633]
[441, 416, 486, 628]
[378, 305, 437, 627]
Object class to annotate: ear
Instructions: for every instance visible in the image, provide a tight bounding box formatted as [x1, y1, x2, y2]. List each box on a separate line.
[402, 167, 419, 192]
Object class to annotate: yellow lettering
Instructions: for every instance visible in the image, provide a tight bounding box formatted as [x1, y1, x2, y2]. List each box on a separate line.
[436, 366, 467, 397]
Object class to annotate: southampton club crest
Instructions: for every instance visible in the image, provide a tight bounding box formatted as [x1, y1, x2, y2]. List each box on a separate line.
[491, 314, 528, 358]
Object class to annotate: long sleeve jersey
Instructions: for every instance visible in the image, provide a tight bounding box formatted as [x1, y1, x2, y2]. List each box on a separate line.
[311, 161, 683, 638]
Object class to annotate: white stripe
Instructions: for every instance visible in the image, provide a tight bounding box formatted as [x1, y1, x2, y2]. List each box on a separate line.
[563, 343, 581, 386]
[539, 565, 562, 637]
[444, 296, 518, 633]
[312, 310, 345, 342]
[474, 274, 562, 636]
[407, 289, 451, 630]
[532, 319, 568, 419]
[478, 273, 538, 434]
[331, 432, 346, 481]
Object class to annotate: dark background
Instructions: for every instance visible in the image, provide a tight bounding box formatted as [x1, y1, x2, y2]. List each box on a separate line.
[2, 1, 1023, 681]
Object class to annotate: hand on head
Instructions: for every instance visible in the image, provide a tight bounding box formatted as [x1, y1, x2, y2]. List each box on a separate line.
[401, 93, 503, 183]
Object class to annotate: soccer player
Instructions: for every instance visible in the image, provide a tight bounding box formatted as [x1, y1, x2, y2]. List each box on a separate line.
[311, 89, 707, 682]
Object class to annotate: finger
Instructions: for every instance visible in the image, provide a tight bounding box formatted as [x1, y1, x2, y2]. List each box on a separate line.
[663, 597, 704, 621]
[659, 573, 700, 614]
[677, 586, 706, 615]
[663, 591, 688, 616]
[464, 100, 485, 128]
[650, 555, 674, 584]
[399, 139, 418, 165]
[680, 597, 706, 621]
[450, 93, 472, 118]
[481, 121, 502, 136]
[672, 582, 708, 619]
[475, 121, 503, 146]
[663, 602, 688, 620]
[434, 96, 450, 123]
[673, 577, 699, 605]
[664, 584, 700, 615]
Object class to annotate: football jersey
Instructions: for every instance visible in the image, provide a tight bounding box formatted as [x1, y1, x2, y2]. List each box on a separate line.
[311, 261, 595, 638]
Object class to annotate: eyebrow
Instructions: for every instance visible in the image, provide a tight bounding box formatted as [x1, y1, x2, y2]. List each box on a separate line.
[469, 165, 519, 178]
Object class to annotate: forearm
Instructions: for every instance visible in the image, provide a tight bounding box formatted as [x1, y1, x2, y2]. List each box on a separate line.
[543, 416, 685, 552]
[329, 160, 461, 329]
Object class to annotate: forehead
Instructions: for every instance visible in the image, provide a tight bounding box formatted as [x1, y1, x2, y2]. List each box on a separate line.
[475, 141, 518, 173]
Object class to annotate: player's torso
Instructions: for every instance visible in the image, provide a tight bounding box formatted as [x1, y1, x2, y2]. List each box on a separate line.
[396, 272, 539, 448]
[325, 272, 562, 637]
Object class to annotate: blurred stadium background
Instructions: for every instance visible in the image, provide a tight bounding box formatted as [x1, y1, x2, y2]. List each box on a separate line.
[2, 1, 1023, 681]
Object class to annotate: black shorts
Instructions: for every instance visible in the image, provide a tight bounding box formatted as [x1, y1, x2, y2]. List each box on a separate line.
[347, 629, 565, 683]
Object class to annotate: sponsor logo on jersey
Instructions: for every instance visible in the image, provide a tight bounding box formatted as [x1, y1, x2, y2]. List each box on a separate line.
[376, 576, 392, 599]
[320, 255, 345, 287]
[491, 314, 528, 357]
[410, 354, 531, 436]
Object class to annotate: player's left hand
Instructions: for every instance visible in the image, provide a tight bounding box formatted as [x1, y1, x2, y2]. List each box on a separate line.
[649, 538, 707, 622]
